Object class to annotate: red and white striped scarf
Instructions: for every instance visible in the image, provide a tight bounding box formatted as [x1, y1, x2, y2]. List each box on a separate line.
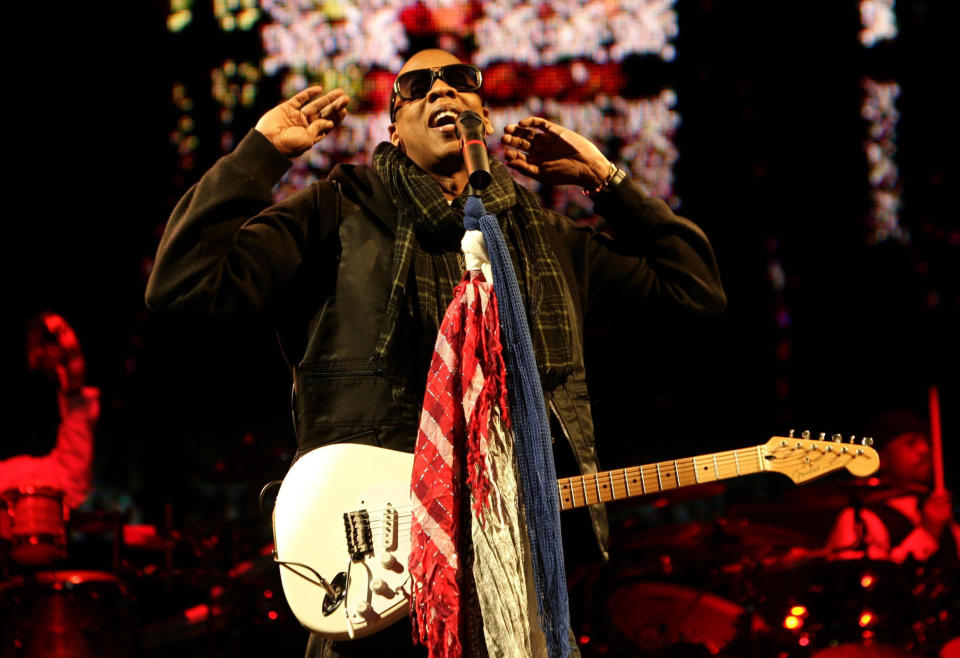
[409, 271, 510, 658]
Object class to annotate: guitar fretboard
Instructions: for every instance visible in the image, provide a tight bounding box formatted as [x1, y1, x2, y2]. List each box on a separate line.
[557, 446, 766, 510]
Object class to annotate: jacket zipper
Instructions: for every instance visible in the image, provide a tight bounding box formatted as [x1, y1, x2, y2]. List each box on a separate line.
[548, 398, 567, 446]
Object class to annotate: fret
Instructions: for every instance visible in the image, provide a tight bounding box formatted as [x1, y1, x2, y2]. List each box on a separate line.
[712, 454, 720, 480]
[559, 479, 572, 510]
[655, 462, 663, 491]
[673, 460, 681, 487]
[756, 445, 764, 472]
[734, 450, 741, 475]
[639, 466, 647, 494]
[608, 471, 615, 502]
[692, 456, 700, 484]
[623, 468, 632, 497]
[581, 475, 589, 505]
[594, 473, 602, 502]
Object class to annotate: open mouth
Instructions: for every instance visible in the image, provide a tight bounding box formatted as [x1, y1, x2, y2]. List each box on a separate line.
[430, 109, 459, 133]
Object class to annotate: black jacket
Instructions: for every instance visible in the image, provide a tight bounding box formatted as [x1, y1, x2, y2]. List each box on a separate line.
[146, 129, 726, 554]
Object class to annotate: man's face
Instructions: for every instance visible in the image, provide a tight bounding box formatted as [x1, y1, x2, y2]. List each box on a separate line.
[883, 431, 932, 485]
[388, 50, 492, 176]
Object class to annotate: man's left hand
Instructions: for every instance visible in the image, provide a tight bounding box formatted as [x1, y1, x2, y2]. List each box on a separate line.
[501, 117, 612, 189]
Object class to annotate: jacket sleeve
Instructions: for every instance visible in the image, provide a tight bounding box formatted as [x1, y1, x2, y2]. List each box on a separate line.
[558, 175, 726, 321]
[145, 129, 318, 314]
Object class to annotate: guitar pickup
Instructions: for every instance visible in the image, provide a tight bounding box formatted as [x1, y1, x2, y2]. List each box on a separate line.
[344, 510, 373, 562]
[381, 504, 398, 552]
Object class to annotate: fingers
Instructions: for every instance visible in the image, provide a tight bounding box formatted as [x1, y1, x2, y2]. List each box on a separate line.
[303, 91, 350, 142]
[285, 86, 326, 109]
[503, 150, 539, 178]
[301, 88, 349, 118]
[501, 132, 533, 151]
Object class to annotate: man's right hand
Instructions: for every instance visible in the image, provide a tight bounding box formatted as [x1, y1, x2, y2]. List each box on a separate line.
[255, 86, 350, 158]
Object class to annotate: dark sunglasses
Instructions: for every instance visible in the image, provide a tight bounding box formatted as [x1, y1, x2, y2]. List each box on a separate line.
[390, 64, 483, 121]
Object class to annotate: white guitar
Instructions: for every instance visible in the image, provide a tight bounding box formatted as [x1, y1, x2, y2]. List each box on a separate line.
[272, 434, 879, 640]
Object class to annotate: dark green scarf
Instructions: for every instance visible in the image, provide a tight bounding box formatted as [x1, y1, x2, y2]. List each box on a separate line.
[371, 142, 574, 379]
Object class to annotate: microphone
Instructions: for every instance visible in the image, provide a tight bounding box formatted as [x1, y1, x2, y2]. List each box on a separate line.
[455, 110, 491, 190]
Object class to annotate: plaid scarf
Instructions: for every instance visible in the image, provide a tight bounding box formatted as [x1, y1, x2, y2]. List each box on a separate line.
[370, 143, 573, 379]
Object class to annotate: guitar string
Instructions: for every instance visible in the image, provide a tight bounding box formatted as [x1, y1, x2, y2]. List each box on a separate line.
[352, 448, 857, 514]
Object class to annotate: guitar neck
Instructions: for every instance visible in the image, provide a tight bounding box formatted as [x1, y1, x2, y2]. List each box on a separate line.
[558, 446, 766, 510]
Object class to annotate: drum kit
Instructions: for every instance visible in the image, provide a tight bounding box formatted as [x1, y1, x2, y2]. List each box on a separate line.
[0, 486, 301, 657]
[572, 479, 959, 658]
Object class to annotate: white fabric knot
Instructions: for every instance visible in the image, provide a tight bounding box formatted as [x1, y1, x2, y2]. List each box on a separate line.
[461, 229, 493, 285]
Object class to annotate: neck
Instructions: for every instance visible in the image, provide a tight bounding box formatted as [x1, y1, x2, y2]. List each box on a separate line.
[427, 167, 470, 201]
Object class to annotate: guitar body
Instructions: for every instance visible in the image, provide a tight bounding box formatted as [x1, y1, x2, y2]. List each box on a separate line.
[273, 443, 414, 639]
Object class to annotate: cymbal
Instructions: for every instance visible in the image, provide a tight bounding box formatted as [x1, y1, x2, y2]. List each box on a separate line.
[122, 524, 176, 551]
[612, 518, 819, 564]
[783, 478, 929, 507]
[68, 510, 126, 535]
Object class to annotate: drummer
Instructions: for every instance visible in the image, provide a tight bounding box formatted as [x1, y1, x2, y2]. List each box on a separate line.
[824, 410, 959, 564]
[0, 312, 98, 510]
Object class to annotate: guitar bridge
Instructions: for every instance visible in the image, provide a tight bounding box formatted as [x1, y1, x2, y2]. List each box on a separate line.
[344, 510, 373, 561]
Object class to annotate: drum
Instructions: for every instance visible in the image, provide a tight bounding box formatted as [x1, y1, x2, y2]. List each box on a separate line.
[1, 487, 68, 565]
[0, 570, 136, 657]
[608, 580, 747, 654]
[761, 557, 950, 656]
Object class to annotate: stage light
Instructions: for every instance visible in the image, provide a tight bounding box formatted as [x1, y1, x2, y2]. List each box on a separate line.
[783, 615, 803, 630]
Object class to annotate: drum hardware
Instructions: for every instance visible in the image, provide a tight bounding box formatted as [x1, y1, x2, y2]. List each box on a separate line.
[2, 487, 68, 566]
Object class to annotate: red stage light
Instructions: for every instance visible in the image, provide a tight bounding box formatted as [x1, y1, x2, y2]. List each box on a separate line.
[184, 604, 210, 624]
[268, 610, 279, 621]
[859, 611, 875, 627]
[790, 605, 807, 617]
[860, 574, 875, 588]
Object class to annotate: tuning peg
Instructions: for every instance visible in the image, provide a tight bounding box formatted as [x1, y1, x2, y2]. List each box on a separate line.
[848, 435, 856, 444]
[861, 436, 874, 447]
[819, 432, 826, 440]
[802, 430, 811, 439]
[789, 429, 795, 438]
[832, 433, 842, 443]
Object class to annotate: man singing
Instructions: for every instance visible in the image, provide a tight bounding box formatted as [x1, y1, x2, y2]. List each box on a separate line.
[146, 49, 725, 658]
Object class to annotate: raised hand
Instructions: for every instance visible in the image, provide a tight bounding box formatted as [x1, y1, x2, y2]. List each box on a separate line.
[27, 312, 85, 394]
[922, 489, 954, 538]
[255, 86, 350, 158]
[501, 116, 612, 189]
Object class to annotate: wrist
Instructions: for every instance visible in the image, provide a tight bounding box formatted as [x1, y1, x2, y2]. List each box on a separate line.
[582, 162, 625, 199]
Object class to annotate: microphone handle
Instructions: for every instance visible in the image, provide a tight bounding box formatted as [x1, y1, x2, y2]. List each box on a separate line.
[462, 139, 492, 189]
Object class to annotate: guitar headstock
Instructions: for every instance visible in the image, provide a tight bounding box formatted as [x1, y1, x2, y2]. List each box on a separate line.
[761, 432, 880, 484]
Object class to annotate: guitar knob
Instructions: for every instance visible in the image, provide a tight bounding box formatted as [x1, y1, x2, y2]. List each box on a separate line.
[381, 552, 402, 572]
[354, 600, 377, 619]
[371, 578, 393, 597]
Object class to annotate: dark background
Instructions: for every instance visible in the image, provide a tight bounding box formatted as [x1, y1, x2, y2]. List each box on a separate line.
[9, 0, 957, 654]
